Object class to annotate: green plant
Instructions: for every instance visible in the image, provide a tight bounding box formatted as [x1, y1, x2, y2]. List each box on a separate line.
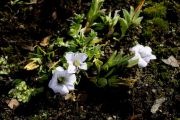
[119, 6, 143, 38]
[100, 10, 120, 36]
[86, 0, 104, 30]
[5, 0, 158, 101]
[0, 56, 14, 75]
[9, 80, 42, 103]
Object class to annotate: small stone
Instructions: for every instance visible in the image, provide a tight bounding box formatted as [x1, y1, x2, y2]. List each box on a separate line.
[152, 89, 156, 93]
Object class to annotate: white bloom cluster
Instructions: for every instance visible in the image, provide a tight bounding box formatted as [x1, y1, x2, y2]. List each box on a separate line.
[129, 44, 156, 68]
[48, 52, 88, 95]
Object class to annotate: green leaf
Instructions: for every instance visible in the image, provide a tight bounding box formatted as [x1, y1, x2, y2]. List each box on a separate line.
[133, 10, 141, 20]
[133, 17, 143, 25]
[107, 76, 119, 87]
[92, 22, 105, 30]
[55, 37, 69, 47]
[122, 9, 131, 24]
[119, 18, 129, 37]
[93, 58, 103, 73]
[130, 6, 135, 18]
[102, 51, 117, 71]
[87, 0, 104, 26]
[69, 23, 82, 38]
[103, 51, 131, 71]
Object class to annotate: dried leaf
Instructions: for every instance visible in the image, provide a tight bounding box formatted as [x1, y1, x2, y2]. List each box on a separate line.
[21, 45, 35, 51]
[6, 98, 20, 109]
[24, 61, 39, 70]
[162, 56, 179, 67]
[151, 97, 166, 114]
[64, 93, 76, 101]
[40, 36, 51, 47]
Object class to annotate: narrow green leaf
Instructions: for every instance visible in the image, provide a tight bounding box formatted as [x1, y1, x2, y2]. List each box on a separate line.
[119, 18, 129, 37]
[133, 17, 143, 25]
[94, 58, 103, 73]
[122, 9, 131, 24]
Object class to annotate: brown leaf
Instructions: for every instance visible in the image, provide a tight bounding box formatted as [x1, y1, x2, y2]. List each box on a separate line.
[40, 36, 51, 47]
[6, 98, 20, 109]
[162, 56, 179, 67]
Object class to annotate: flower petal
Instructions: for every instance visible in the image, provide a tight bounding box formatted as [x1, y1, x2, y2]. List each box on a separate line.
[56, 66, 64, 72]
[143, 55, 155, 63]
[139, 46, 152, 57]
[67, 64, 77, 73]
[130, 44, 143, 53]
[66, 74, 76, 85]
[138, 58, 148, 68]
[79, 63, 87, 70]
[75, 53, 87, 62]
[53, 84, 69, 95]
[48, 72, 59, 88]
[150, 55, 156, 60]
[144, 46, 152, 53]
[48, 79, 56, 90]
[65, 84, 75, 91]
[143, 56, 152, 63]
[65, 52, 75, 62]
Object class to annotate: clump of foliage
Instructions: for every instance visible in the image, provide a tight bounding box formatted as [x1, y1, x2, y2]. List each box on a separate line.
[142, 1, 169, 38]
[119, 3, 144, 38]
[143, 17, 169, 37]
[0, 56, 14, 75]
[5, 0, 157, 104]
[144, 2, 167, 18]
[8, 80, 42, 103]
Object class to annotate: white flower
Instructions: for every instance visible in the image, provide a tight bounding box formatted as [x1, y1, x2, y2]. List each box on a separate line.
[48, 66, 76, 95]
[129, 44, 156, 67]
[65, 52, 88, 73]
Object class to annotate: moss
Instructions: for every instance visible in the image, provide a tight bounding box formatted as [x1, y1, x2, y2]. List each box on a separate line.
[143, 2, 167, 18]
[142, 17, 169, 38]
[150, 17, 169, 32]
[142, 26, 153, 38]
[30, 111, 49, 120]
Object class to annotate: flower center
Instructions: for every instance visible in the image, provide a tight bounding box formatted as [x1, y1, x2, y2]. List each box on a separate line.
[139, 51, 147, 58]
[58, 77, 65, 84]
[73, 60, 80, 67]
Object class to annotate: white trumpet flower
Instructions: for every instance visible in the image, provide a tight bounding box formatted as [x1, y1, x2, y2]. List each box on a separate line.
[129, 44, 156, 67]
[48, 66, 76, 95]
